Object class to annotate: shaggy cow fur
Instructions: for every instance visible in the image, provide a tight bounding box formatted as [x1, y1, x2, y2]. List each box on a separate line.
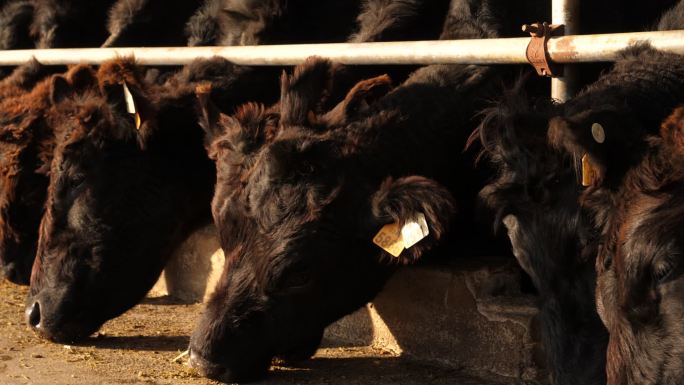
[103, 0, 203, 47]
[547, 41, 684, 385]
[580, 105, 684, 385]
[0, 60, 67, 285]
[24, 58, 216, 343]
[0, 0, 33, 49]
[187, 4, 504, 380]
[185, 0, 363, 47]
[470, 81, 608, 385]
[30, 0, 116, 48]
[549, 45, 684, 192]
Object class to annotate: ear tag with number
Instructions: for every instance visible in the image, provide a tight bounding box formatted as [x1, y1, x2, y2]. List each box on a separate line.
[373, 222, 405, 257]
[122, 82, 141, 130]
[373, 213, 429, 257]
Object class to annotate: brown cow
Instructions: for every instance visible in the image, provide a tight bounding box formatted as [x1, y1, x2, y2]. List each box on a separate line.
[0, 61, 79, 285]
[548, 46, 684, 385]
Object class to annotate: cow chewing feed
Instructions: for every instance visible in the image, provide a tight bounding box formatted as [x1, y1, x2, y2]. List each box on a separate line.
[23, 57, 217, 343]
[186, 3, 508, 378]
[469, 80, 608, 385]
[102, 0, 203, 47]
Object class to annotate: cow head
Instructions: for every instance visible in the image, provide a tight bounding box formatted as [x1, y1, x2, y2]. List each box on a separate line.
[588, 106, 684, 385]
[26, 58, 214, 343]
[0, 63, 83, 285]
[471, 80, 608, 384]
[472, 81, 595, 289]
[189, 58, 455, 381]
[548, 45, 684, 191]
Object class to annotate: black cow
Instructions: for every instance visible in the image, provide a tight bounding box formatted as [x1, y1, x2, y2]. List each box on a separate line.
[0, 0, 34, 50]
[0, 60, 67, 284]
[25, 58, 220, 343]
[187, 3, 506, 379]
[548, 45, 684, 385]
[102, 0, 203, 47]
[30, 0, 116, 48]
[471, 81, 607, 385]
[185, 0, 363, 47]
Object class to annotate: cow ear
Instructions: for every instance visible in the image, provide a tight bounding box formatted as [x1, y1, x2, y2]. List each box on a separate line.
[660, 105, 684, 152]
[102, 81, 152, 131]
[195, 83, 223, 144]
[49, 75, 72, 104]
[369, 176, 456, 264]
[321, 74, 392, 126]
[66, 65, 97, 93]
[280, 56, 333, 126]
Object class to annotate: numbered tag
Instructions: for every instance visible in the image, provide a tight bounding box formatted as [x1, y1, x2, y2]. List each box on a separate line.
[401, 213, 429, 249]
[373, 213, 429, 257]
[373, 222, 405, 257]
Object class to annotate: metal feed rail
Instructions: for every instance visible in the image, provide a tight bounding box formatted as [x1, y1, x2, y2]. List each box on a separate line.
[0, 0, 679, 103]
[0, 30, 681, 68]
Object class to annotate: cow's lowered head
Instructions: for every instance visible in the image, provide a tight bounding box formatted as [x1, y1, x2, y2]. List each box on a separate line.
[189, 57, 455, 382]
[587, 106, 684, 385]
[27, 57, 215, 343]
[470, 79, 607, 384]
[0, 62, 78, 285]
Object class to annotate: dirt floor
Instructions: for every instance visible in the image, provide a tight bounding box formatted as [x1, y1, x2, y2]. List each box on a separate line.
[0, 280, 509, 385]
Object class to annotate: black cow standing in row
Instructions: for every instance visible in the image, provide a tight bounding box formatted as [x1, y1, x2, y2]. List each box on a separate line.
[30, 0, 115, 48]
[24, 58, 217, 342]
[0, 61, 70, 285]
[187, 4, 506, 380]
[548, 45, 684, 385]
[186, 0, 362, 47]
[471, 83, 607, 385]
[102, 0, 203, 48]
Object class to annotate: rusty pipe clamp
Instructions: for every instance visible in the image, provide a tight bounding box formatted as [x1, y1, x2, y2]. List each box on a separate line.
[522, 22, 564, 77]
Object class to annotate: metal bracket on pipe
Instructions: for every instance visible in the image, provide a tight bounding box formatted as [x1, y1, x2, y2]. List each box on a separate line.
[522, 22, 564, 77]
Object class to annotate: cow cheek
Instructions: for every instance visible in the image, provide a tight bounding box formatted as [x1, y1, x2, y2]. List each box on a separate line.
[66, 193, 90, 230]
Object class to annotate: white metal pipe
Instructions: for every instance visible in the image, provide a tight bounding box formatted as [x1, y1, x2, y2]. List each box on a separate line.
[551, 0, 580, 101]
[0, 30, 681, 66]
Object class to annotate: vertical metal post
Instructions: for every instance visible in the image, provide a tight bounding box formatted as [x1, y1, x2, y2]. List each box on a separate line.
[551, 0, 580, 101]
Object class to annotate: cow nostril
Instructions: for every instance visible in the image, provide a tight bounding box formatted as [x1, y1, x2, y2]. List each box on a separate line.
[27, 302, 41, 328]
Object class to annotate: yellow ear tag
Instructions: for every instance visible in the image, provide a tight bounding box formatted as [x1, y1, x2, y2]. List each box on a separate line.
[373, 213, 429, 257]
[122, 82, 141, 130]
[373, 222, 405, 257]
[581, 153, 594, 187]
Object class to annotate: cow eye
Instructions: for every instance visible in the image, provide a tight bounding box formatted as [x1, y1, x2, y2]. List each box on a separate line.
[281, 262, 311, 289]
[68, 173, 86, 190]
[222, 9, 254, 21]
[601, 252, 613, 272]
[653, 259, 676, 284]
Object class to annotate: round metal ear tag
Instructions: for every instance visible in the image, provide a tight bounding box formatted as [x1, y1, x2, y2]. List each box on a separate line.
[591, 123, 605, 143]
